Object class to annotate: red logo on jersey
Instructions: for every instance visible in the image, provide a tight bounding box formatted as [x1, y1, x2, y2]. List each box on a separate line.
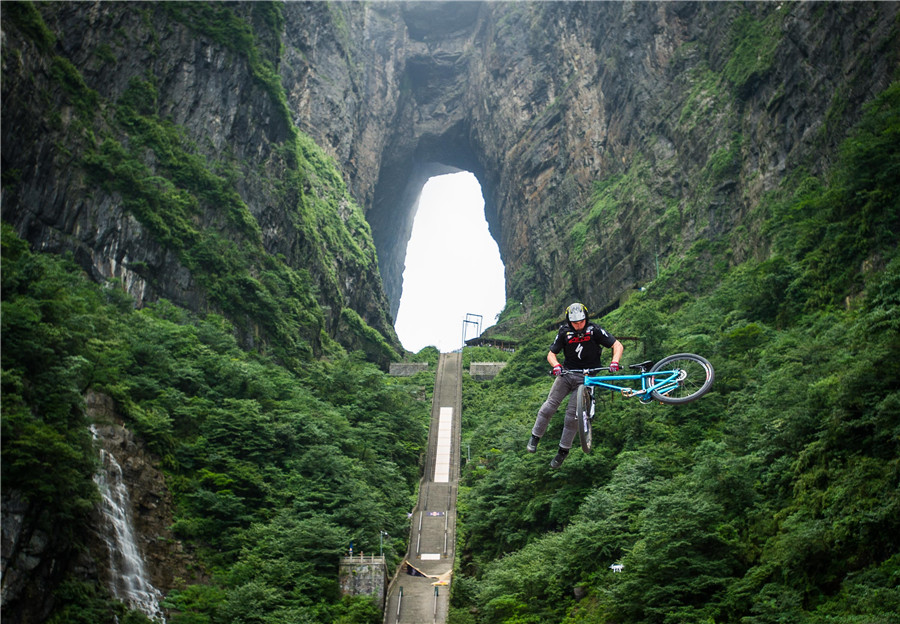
[568, 335, 591, 344]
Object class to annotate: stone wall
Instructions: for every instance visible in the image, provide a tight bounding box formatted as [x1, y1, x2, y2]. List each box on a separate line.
[469, 362, 507, 381]
[389, 363, 431, 376]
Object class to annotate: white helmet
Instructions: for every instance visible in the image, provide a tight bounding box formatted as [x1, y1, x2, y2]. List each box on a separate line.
[566, 302, 588, 323]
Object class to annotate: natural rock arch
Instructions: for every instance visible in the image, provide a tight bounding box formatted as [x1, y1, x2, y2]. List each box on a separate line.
[362, 3, 499, 320]
[368, 129, 498, 321]
[291, 0, 696, 320]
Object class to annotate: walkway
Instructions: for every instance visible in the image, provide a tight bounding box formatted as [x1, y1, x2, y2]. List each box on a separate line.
[384, 352, 462, 624]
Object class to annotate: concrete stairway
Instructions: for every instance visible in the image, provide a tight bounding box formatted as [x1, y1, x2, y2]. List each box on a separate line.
[384, 352, 462, 624]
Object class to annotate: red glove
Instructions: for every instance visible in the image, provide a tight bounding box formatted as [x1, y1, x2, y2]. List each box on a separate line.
[551, 365, 563, 376]
[609, 361, 620, 372]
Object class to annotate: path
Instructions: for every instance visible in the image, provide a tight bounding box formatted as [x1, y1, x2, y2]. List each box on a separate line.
[384, 352, 462, 624]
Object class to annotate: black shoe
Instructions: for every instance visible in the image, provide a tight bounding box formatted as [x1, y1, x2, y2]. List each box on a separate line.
[550, 447, 569, 469]
[527, 434, 540, 453]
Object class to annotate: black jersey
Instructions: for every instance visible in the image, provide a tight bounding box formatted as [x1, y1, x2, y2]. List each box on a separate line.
[550, 322, 617, 369]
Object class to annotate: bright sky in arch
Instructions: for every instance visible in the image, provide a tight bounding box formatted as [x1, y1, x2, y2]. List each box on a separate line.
[394, 172, 506, 353]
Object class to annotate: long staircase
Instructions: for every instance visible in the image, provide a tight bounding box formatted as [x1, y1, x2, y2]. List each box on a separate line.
[384, 352, 462, 624]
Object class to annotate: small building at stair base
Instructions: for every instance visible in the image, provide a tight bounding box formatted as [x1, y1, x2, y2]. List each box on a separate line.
[339, 555, 387, 609]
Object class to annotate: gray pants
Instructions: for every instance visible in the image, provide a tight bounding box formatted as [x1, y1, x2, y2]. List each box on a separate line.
[532, 374, 584, 450]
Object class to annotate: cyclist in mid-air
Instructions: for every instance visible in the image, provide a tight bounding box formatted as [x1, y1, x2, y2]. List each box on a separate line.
[527, 302, 624, 468]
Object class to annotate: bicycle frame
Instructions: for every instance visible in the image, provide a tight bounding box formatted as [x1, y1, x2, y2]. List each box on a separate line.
[569, 367, 684, 402]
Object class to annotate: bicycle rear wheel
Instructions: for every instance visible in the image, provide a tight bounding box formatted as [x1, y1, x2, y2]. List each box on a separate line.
[650, 353, 715, 404]
[575, 384, 593, 453]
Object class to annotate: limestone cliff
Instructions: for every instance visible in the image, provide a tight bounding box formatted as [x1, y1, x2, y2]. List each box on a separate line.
[3, 1, 896, 332]
[1, 1, 399, 365]
[285, 1, 899, 320]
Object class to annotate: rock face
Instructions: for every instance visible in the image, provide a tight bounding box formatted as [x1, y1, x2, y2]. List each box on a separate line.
[281, 2, 899, 318]
[3, 2, 897, 326]
[1, 2, 397, 359]
[1, 491, 65, 624]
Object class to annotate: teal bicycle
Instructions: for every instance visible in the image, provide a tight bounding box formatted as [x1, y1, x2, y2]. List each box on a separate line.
[561, 354, 715, 453]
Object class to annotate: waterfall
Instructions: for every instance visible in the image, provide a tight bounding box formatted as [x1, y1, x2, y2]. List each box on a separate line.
[92, 426, 166, 622]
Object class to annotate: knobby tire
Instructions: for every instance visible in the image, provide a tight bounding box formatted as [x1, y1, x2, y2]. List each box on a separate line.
[650, 353, 715, 404]
[575, 384, 593, 453]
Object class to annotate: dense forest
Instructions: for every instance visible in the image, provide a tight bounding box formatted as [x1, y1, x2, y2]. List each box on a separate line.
[451, 83, 900, 623]
[2, 221, 434, 623]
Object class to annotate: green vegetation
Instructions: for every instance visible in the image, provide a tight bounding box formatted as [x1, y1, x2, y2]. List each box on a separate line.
[678, 62, 723, 127]
[4, 0, 56, 52]
[706, 133, 742, 183]
[339, 307, 399, 366]
[1, 224, 429, 624]
[724, 11, 782, 99]
[462, 347, 513, 370]
[49, 56, 100, 120]
[450, 83, 900, 623]
[505, 265, 547, 313]
[163, 2, 290, 127]
[1, 232, 105, 537]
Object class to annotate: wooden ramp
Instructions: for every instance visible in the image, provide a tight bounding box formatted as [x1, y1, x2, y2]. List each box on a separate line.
[384, 352, 462, 624]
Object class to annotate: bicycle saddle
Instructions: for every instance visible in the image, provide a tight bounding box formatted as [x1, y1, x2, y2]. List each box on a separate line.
[628, 360, 654, 371]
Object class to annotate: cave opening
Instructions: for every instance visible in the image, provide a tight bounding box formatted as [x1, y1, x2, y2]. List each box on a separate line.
[393, 172, 505, 353]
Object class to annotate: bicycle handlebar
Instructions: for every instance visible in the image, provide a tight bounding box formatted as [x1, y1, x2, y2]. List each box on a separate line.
[549, 366, 611, 377]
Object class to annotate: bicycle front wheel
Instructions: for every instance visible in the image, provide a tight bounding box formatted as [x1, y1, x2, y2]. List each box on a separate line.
[575, 384, 593, 453]
[650, 353, 715, 404]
